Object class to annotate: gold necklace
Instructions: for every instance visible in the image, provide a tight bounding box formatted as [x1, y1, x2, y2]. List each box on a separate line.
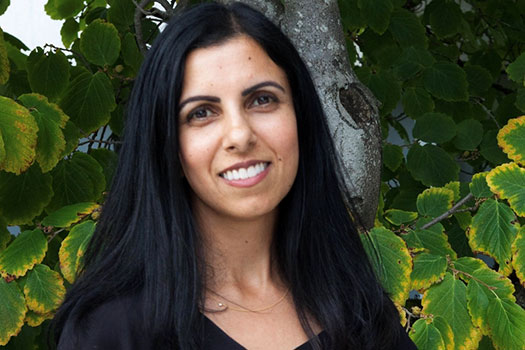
[206, 288, 290, 313]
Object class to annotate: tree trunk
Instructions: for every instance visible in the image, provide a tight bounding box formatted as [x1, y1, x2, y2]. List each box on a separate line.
[219, 0, 382, 229]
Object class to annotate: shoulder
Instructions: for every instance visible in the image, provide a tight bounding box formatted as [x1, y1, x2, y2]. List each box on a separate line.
[57, 294, 151, 350]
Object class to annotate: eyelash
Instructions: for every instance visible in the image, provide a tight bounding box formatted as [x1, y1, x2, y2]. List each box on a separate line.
[184, 92, 279, 123]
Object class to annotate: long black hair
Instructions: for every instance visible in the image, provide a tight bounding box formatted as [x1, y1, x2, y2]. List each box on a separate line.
[53, 2, 402, 349]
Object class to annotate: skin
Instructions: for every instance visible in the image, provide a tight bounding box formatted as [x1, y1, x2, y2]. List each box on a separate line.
[178, 36, 316, 349]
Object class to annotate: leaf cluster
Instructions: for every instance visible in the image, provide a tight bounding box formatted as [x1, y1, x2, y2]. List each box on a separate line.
[0, 0, 161, 346]
[340, 0, 525, 348]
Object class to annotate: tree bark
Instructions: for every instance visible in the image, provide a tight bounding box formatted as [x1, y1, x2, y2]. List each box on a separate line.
[219, 0, 382, 229]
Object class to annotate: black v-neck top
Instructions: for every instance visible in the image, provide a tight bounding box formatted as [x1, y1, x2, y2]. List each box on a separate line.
[58, 295, 418, 349]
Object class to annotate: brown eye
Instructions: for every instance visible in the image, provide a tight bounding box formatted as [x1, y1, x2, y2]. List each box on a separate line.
[187, 107, 213, 122]
[251, 94, 276, 107]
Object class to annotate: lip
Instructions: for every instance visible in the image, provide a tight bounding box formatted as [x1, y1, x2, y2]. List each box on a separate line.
[219, 160, 271, 188]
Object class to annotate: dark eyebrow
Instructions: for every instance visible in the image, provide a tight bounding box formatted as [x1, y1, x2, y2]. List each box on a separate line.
[242, 81, 285, 96]
[179, 96, 220, 110]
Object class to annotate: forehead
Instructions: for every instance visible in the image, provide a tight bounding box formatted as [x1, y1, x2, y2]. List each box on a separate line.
[180, 35, 289, 95]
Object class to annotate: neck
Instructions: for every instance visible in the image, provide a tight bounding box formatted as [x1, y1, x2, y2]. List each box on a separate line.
[194, 205, 281, 292]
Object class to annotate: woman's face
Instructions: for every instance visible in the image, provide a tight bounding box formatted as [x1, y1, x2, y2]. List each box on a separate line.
[178, 35, 299, 222]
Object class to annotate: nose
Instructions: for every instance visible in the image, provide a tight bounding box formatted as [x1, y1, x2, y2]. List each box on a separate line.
[222, 107, 257, 153]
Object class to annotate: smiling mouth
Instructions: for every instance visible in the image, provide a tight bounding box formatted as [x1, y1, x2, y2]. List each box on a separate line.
[220, 162, 270, 181]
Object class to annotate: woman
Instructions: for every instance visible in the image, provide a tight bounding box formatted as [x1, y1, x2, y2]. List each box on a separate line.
[54, 2, 417, 349]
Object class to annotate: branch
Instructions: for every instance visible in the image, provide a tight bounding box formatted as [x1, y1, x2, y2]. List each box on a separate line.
[44, 44, 92, 72]
[447, 265, 497, 291]
[133, 0, 176, 55]
[78, 138, 123, 146]
[473, 98, 501, 129]
[420, 193, 475, 230]
[47, 228, 66, 243]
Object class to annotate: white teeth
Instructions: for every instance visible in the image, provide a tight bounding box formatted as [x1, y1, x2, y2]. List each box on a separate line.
[247, 166, 256, 177]
[221, 162, 268, 181]
[239, 168, 247, 179]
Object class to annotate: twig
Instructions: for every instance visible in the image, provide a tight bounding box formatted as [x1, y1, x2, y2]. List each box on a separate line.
[134, 0, 154, 55]
[47, 228, 66, 243]
[44, 44, 92, 72]
[133, 0, 176, 55]
[474, 99, 501, 129]
[79, 138, 123, 146]
[447, 265, 497, 291]
[420, 193, 474, 230]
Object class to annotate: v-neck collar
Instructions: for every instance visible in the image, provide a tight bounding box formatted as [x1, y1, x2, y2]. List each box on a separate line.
[202, 315, 326, 349]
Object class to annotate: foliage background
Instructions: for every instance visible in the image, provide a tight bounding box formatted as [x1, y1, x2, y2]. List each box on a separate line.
[0, 0, 525, 349]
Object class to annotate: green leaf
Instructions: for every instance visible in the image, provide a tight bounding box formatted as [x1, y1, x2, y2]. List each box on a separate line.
[480, 130, 510, 166]
[357, 0, 393, 34]
[506, 52, 525, 85]
[486, 298, 525, 349]
[26, 48, 70, 102]
[0, 219, 11, 251]
[393, 46, 436, 80]
[452, 257, 486, 281]
[428, 0, 462, 38]
[107, 0, 135, 31]
[422, 273, 482, 350]
[402, 87, 435, 119]
[412, 113, 456, 143]
[0, 165, 53, 225]
[4, 38, 26, 70]
[367, 70, 401, 115]
[0, 0, 10, 16]
[383, 143, 404, 172]
[470, 172, 493, 199]
[25, 310, 52, 328]
[392, 46, 435, 80]
[468, 199, 518, 276]
[497, 116, 525, 165]
[384, 209, 418, 226]
[0, 229, 47, 278]
[61, 120, 81, 156]
[0, 279, 26, 346]
[0, 96, 38, 175]
[121, 32, 143, 74]
[433, 316, 455, 350]
[403, 221, 456, 258]
[80, 19, 121, 67]
[59, 220, 95, 283]
[512, 226, 525, 286]
[411, 252, 447, 291]
[47, 152, 105, 213]
[339, 0, 365, 30]
[416, 187, 454, 218]
[466, 267, 515, 335]
[18, 93, 68, 173]
[61, 18, 79, 48]
[389, 8, 427, 48]
[59, 70, 116, 134]
[487, 162, 525, 216]
[89, 148, 118, 186]
[407, 144, 459, 187]
[42, 202, 99, 228]
[44, 0, 83, 20]
[423, 62, 468, 102]
[23, 264, 65, 314]
[465, 65, 493, 96]
[444, 181, 460, 202]
[409, 318, 446, 350]
[0, 28, 9, 85]
[453, 119, 484, 151]
[360, 227, 412, 304]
